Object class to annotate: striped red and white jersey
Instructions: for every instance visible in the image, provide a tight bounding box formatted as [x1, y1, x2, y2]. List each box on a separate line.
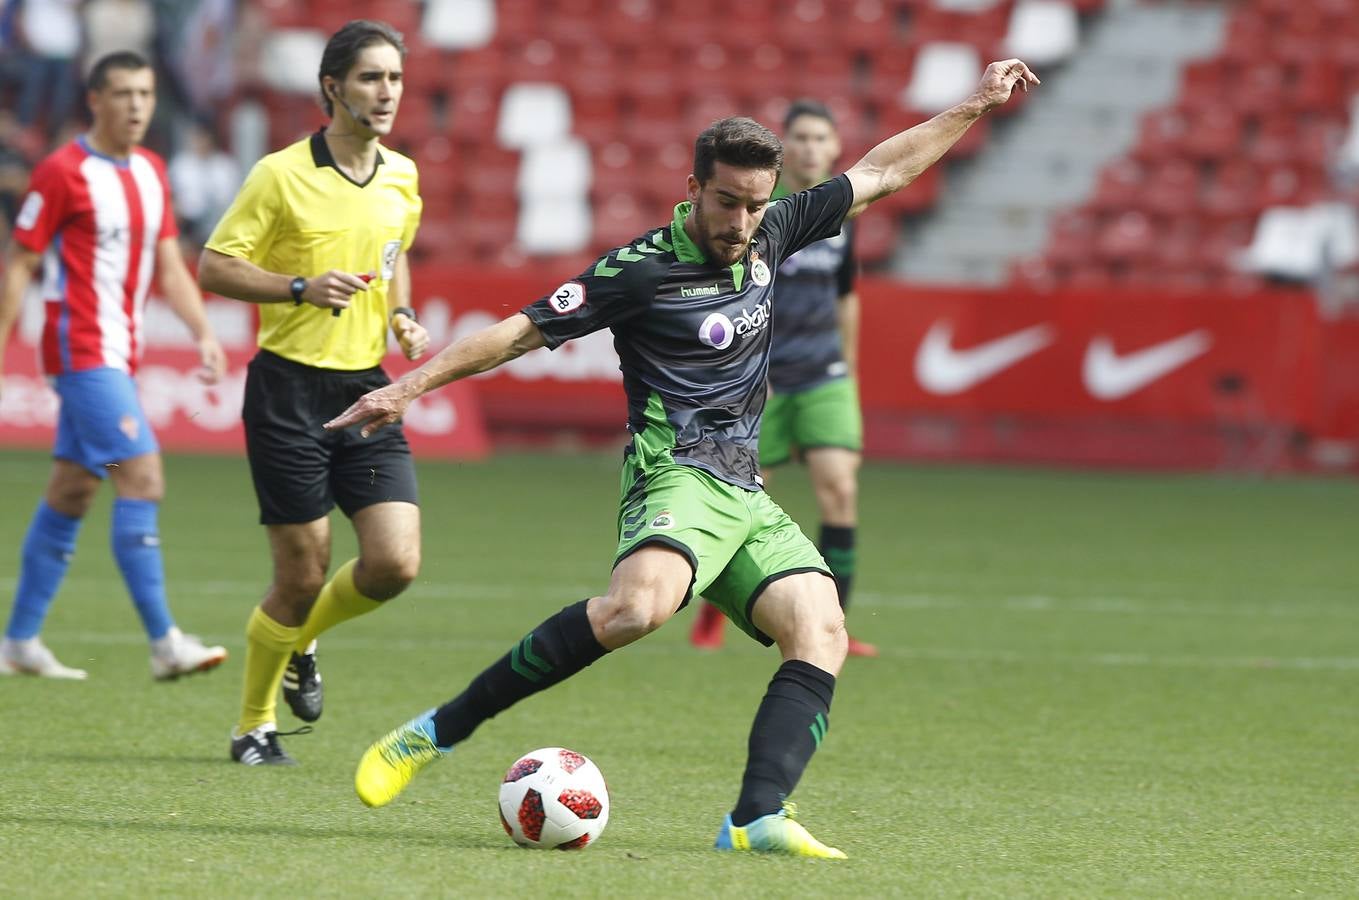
[12, 137, 179, 375]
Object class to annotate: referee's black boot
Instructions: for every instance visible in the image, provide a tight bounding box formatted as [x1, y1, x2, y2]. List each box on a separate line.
[282, 641, 324, 722]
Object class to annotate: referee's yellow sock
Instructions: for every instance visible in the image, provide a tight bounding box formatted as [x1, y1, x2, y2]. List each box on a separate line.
[237, 606, 302, 734]
[295, 558, 381, 651]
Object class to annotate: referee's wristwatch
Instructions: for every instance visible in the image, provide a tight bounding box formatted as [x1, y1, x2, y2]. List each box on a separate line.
[289, 276, 307, 305]
[390, 306, 418, 325]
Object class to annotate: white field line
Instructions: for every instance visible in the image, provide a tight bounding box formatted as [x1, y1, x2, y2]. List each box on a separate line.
[35, 629, 1359, 672]
[2, 575, 1349, 622]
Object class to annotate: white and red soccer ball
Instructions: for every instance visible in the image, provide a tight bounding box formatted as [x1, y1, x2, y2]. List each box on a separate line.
[498, 747, 610, 850]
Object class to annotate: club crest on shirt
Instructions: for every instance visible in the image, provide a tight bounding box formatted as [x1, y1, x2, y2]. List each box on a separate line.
[380, 240, 402, 281]
[750, 253, 771, 287]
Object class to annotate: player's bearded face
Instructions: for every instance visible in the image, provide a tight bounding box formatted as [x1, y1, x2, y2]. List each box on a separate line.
[688, 165, 777, 267]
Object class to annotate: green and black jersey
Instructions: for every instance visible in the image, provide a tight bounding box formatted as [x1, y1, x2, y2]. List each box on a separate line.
[765, 182, 858, 393]
[522, 175, 854, 491]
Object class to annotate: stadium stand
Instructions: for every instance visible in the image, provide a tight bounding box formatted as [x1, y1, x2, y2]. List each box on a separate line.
[244, 0, 1107, 268]
[1017, 0, 1359, 291]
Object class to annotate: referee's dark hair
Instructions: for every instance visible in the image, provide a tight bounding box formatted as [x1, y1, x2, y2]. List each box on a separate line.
[318, 19, 407, 117]
[783, 99, 836, 133]
[693, 117, 783, 185]
[88, 51, 152, 92]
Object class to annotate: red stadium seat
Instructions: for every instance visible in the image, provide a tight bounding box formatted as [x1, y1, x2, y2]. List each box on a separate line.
[1141, 159, 1201, 218]
[883, 165, 941, 213]
[1180, 106, 1243, 163]
[1096, 211, 1157, 264]
[1200, 159, 1260, 221]
[838, 0, 897, 54]
[852, 212, 896, 265]
[1129, 108, 1188, 163]
[1044, 210, 1099, 269]
[1089, 158, 1147, 214]
[1229, 65, 1287, 119]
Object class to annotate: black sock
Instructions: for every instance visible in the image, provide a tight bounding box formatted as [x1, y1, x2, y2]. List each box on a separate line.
[430, 599, 607, 748]
[730, 659, 836, 827]
[819, 524, 856, 612]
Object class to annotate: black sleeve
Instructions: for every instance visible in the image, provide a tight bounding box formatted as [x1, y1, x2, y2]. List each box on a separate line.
[521, 256, 651, 350]
[836, 219, 858, 296]
[759, 174, 854, 268]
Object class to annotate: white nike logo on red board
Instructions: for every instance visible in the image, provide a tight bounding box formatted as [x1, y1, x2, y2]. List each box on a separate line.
[1082, 331, 1213, 400]
[915, 322, 1056, 395]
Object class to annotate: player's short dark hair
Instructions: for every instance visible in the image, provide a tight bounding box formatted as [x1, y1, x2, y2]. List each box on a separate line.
[783, 99, 836, 133]
[693, 117, 783, 184]
[318, 19, 407, 116]
[87, 51, 152, 92]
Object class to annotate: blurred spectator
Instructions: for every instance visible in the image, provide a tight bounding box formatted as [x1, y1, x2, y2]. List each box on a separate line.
[164, 0, 238, 120]
[16, 0, 82, 139]
[0, 0, 26, 98]
[0, 110, 33, 246]
[83, 0, 155, 72]
[168, 121, 240, 247]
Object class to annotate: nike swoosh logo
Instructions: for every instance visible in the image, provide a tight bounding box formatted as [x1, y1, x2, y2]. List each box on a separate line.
[1083, 330, 1213, 400]
[915, 322, 1056, 395]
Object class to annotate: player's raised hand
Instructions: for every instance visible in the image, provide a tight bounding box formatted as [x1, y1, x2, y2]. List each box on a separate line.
[197, 334, 228, 385]
[324, 381, 414, 438]
[392, 313, 429, 360]
[974, 59, 1040, 110]
[301, 270, 371, 310]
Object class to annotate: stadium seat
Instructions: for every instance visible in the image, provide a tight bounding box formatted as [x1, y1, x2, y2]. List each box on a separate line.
[1088, 158, 1146, 214]
[1043, 210, 1098, 269]
[851, 212, 897, 265]
[1096, 211, 1156, 264]
[422, 0, 495, 50]
[838, 0, 895, 53]
[518, 197, 593, 255]
[1240, 204, 1359, 281]
[592, 193, 652, 249]
[496, 83, 574, 150]
[259, 30, 327, 94]
[902, 42, 983, 114]
[1141, 159, 1201, 218]
[1200, 159, 1260, 221]
[1004, 0, 1079, 67]
[517, 139, 593, 201]
[448, 82, 503, 145]
[1129, 108, 1188, 163]
[1180, 107, 1243, 163]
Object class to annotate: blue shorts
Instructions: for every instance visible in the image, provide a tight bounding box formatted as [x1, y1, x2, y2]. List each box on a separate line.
[52, 367, 159, 477]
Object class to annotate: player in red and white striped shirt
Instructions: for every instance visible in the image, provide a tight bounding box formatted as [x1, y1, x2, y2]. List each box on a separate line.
[0, 52, 229, 680]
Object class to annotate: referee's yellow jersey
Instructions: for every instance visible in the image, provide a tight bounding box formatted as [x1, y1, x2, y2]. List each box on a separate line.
[205, 131, 422, 370]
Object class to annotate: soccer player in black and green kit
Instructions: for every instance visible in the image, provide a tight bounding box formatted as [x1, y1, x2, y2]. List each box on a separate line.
[691, 99, 879, 657]
[328, 59, 1038, 858]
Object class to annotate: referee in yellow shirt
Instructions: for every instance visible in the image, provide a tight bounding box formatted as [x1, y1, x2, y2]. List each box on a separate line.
[199, 20, 430, 766]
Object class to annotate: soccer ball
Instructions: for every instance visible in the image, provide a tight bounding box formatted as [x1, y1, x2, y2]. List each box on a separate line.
[497, 747, 610, 850]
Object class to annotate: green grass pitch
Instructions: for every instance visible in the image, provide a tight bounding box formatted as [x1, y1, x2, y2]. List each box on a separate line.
[1, 449, 1356, 897]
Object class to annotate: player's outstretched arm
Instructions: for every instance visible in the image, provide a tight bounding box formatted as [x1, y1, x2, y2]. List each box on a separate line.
[325, 312, 546, 437]
[844, 59, 1039, 220]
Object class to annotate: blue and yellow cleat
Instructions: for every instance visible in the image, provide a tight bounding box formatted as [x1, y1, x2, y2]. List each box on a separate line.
[355, 709, 450, 808]
[714, 802, 847, 859]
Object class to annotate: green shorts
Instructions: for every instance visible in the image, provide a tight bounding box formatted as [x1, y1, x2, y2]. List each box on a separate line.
[615, 454, 831, 645]
[759, 377, 863, 467]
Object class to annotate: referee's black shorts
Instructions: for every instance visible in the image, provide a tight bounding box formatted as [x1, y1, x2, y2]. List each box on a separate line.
[242, 349, 419, 525]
